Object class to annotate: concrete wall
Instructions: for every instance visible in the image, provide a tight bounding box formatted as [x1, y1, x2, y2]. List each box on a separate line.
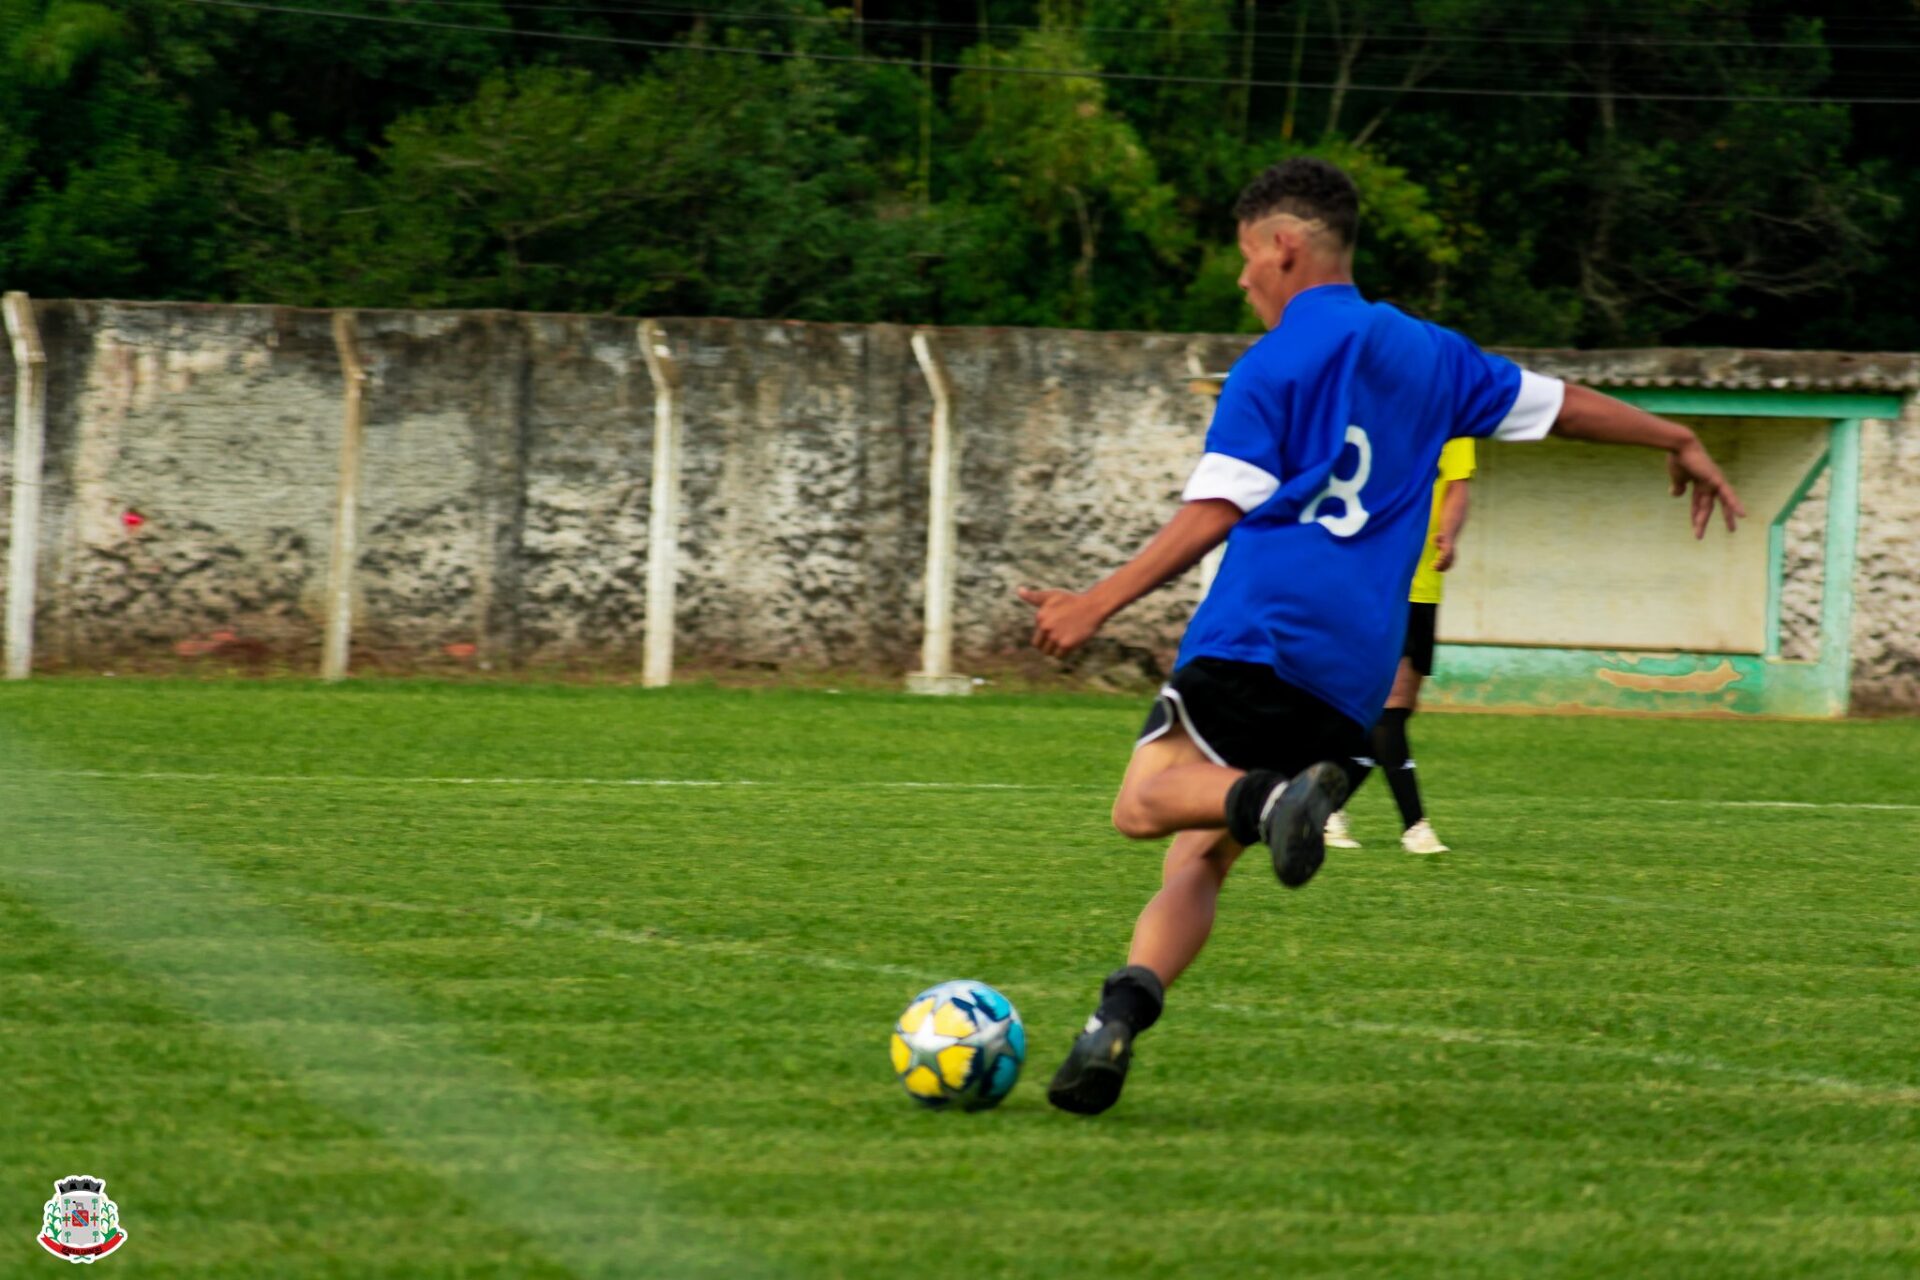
[1782, 417, 1920, 713]
[2, 300, 1915, 710]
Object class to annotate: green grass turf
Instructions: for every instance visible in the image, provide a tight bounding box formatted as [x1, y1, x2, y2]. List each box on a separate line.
[3, 679, 1919, 1277]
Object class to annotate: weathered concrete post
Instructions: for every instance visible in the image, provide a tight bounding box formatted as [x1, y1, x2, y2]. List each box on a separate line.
[907, 330, 971, 695]
[3, 293, 46, 681]
[321, 311, 369, 682]
[639, 321, 683, 689]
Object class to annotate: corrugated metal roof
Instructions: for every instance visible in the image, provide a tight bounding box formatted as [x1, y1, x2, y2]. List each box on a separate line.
[1189, 348, 1920, 394]
[1493, 347, 1920, 392]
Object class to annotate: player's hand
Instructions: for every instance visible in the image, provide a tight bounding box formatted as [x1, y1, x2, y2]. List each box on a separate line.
[1017, 586, 1106, 658]
[1667, 437, 1747, 538]
[1433, 532, 1456, 573]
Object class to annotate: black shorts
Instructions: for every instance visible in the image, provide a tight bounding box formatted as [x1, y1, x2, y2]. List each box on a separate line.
[1136, 658, 1369, 783]
[1403, 602, 1438, 677]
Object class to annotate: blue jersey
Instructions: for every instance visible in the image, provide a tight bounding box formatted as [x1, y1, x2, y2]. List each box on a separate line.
[1178, 284, 1563, 729]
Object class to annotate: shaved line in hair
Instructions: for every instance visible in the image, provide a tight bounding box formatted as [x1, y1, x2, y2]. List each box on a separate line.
[1244, 211, 1352, 260]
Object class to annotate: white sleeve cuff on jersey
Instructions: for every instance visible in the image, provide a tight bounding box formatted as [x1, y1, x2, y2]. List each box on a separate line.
[1183, 452, 1281, 512]
[1491, 369, 1566, 442]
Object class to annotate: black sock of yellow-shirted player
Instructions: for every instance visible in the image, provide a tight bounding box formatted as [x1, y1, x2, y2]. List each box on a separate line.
[1371, 708, 1425, 829]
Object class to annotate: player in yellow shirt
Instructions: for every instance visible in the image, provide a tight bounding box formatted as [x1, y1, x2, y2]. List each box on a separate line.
[1325, 437, 1475, 854]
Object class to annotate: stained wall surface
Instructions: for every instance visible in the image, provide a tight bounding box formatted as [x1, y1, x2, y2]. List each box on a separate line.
[1, 301, 1913, 709]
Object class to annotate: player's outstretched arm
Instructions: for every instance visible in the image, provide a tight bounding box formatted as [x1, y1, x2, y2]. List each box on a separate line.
[1434, 479, 1470, 572]
[1019, 499, 1242, 658]
[1551, 383, 1748, 539]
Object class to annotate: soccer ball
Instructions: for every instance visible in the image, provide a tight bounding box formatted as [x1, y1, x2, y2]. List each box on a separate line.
[889, 980, 1026, 1111]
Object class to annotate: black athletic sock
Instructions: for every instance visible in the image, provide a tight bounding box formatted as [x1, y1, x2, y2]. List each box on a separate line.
[1094, 964, 1165, 1034]
[1370, 708, 1425, 829]
[1343, 761, 1373, 801]
[1224, 769, 1287, 847]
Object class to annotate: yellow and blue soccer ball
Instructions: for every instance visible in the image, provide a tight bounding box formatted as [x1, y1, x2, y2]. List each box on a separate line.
[889, 980, 1025, 1111]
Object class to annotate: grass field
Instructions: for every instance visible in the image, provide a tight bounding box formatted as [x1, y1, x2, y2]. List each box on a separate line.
[4, 680, 1919, 1278]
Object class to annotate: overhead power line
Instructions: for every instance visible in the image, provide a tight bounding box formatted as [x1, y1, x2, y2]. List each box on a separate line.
[367, 0, 1920, 54]
[419, 1, 1920, 95]
[375, 0, 1920, 97]
[178, 0, 1920, 106]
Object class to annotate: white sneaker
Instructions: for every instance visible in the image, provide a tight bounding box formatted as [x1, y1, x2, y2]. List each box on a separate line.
[1324, 809, 1361, 849]
[1401, 819, 1449, 855]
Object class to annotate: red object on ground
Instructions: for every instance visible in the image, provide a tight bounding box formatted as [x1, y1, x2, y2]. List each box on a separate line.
[174, 630, 269, 662]
[122, 510, 146, 529]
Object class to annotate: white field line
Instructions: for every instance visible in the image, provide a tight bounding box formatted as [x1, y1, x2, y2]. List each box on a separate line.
[294, 888, 938, 981]
[291, 887, 1917, 1102]
[1634, 797, 1920, 813]
[1275, 1013, 1903, 1098]
[6, 768, 1919, 811]
[12, 768, 1080, 791]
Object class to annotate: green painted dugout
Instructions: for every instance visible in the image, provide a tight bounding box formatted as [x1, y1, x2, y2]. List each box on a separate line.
[1427, 390, 1894, 719]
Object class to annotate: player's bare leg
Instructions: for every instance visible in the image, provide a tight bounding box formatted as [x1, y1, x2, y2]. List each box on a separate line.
[1048, 828, 1243, 1115]
[1108, 718, 1342, 889]
[1050, 721, 1347, 1115]
[1051, 726, 1229, 1115]
[1386, 655, 1422, 713]
[1126, 826, 1244, 988]
[1108, 727, 1243, 839]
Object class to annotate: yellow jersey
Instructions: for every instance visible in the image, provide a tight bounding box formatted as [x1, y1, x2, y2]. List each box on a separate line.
[1408, 438, 1476, 605]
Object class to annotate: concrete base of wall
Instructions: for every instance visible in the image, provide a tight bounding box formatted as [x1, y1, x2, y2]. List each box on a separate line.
[905, 673, 974, 696]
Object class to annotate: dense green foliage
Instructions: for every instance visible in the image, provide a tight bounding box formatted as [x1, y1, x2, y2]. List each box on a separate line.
[5, 680, 1920, 1276]
[4, 0, 1917, 346]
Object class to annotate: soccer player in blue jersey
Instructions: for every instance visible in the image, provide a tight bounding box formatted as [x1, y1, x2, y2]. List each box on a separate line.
[1018, 158, 1744, 1116]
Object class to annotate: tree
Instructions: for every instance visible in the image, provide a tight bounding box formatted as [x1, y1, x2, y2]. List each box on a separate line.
[0, 0, 1907, 350]
[224, 58, 934, 320]
[939, 28, 1189, 328]
[1288, 0, 1896, 344]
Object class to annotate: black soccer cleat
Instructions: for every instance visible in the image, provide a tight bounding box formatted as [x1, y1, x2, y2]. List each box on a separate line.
[1262, 761, 1354, 890]
[1046, 1018, 1135, 1115]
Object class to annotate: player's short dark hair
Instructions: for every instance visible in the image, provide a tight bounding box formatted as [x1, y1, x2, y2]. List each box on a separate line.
[1232, 158, 1359, 248]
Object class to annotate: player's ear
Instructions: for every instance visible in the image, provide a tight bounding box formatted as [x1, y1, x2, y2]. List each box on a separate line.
[1272, 224, 1298, 271]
